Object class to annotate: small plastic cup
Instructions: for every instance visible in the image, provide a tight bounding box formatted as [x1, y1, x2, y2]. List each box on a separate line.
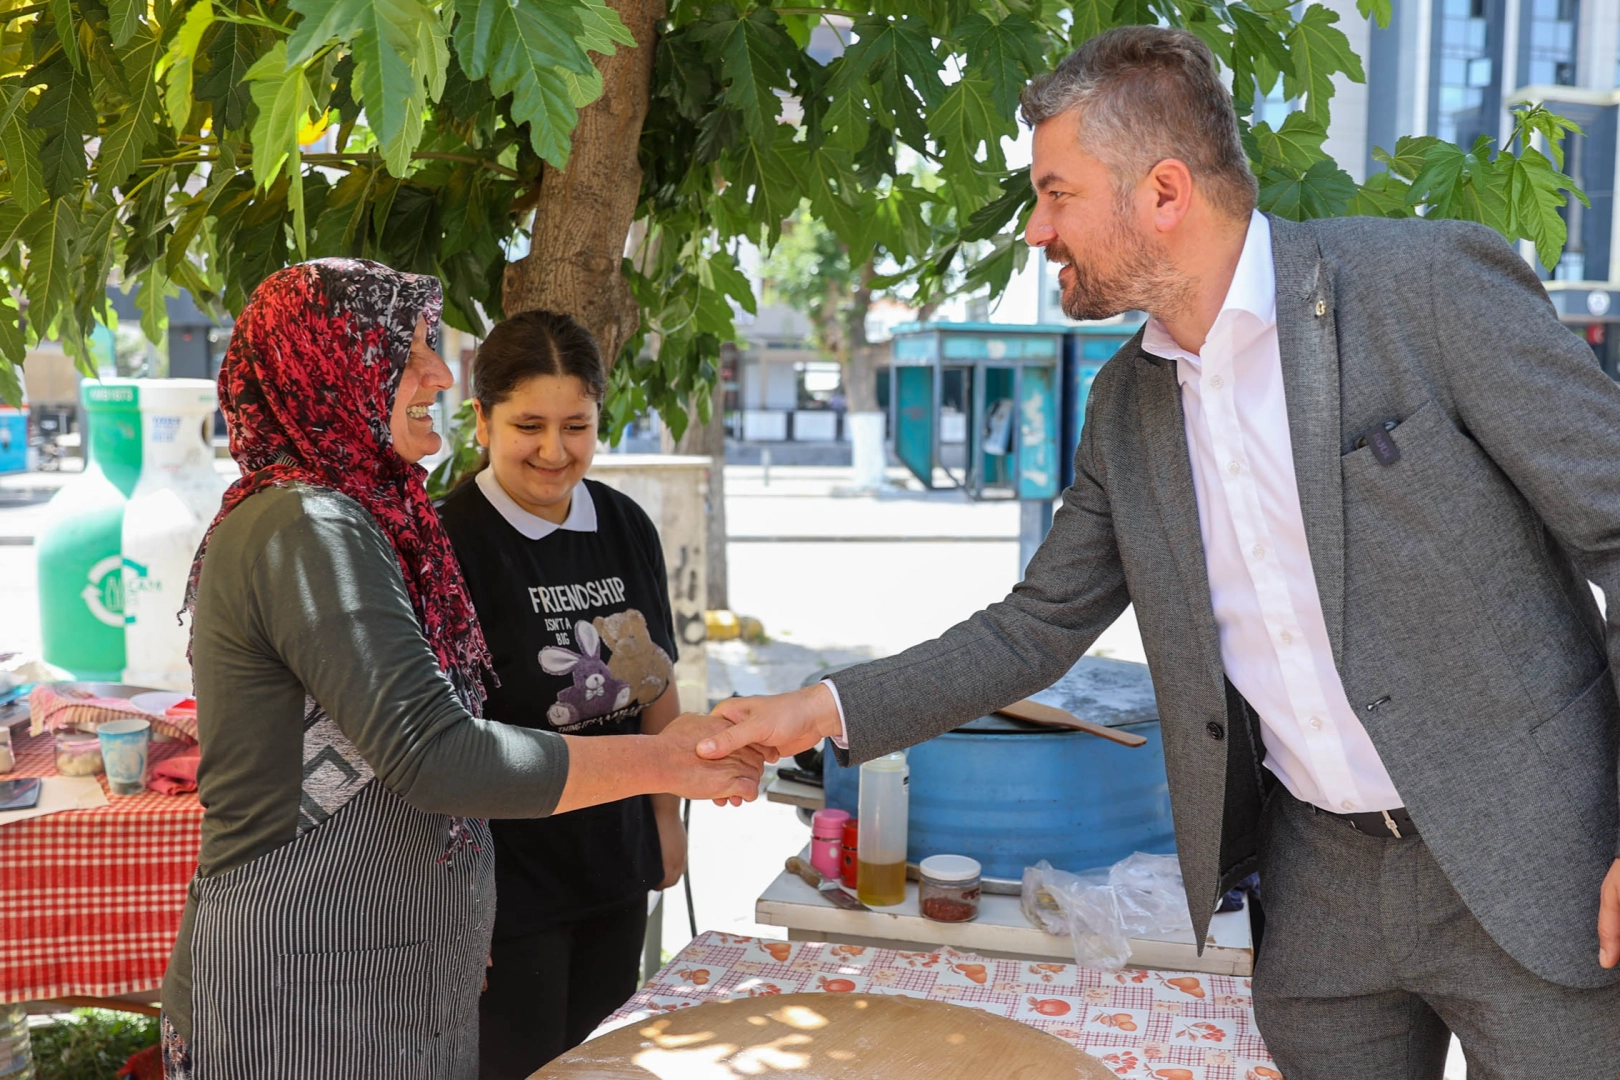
[97, 718, 152, 796]
[54, 731, 105, 776]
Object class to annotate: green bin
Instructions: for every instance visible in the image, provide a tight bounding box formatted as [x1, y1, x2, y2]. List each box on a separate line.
[36, 381, 143, 680]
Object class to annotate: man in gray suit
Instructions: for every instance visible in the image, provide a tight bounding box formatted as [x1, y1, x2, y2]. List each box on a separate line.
[696, 25, 1620, 1079]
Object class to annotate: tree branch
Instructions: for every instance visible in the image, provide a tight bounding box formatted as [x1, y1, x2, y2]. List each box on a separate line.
[0, 4, 49, 24]
[769, 7, 857, 17]
[125, 149, 521, 179]
[370, 151, 521, 178]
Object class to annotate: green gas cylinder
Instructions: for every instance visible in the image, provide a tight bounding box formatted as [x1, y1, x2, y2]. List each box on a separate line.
[36, 381, 142, 680]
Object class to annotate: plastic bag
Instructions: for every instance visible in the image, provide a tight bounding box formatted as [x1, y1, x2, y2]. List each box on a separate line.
[1020, 852, 1193, 970]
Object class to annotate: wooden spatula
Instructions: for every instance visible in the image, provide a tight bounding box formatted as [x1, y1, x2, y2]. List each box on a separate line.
[995, 698, 1148, 748]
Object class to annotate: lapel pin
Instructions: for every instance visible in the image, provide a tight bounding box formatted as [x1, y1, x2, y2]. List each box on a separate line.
[1314, 298, 1326, 317]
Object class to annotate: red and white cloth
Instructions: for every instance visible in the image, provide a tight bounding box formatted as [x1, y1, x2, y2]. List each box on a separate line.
[27, 683, 199, 744]
[603, 932, 1278, 1080]
[1, 729, 202, 1004]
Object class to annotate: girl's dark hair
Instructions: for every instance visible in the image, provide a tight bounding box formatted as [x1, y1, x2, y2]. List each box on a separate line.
[459, 310, 607, 487]
[472, 309, 607, 413]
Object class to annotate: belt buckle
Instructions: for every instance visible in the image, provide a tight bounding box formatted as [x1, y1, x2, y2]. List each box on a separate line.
[1379, 810, 1403, 839]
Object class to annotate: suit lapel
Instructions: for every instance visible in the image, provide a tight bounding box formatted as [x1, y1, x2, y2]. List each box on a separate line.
[1134, 346, 1228, 698]
[1269, 215, 1346, 667]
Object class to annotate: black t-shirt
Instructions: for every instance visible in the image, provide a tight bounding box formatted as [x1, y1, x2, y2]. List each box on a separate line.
[439, 472, 678, 931]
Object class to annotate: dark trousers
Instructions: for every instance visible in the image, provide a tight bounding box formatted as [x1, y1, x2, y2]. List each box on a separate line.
[477, 899, 648, 1080]
[1253, 788, 1620, 1079]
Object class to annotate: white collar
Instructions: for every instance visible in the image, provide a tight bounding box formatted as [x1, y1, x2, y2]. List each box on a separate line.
[475, 467, 597, 540]
[1141, 210, 1276, 379]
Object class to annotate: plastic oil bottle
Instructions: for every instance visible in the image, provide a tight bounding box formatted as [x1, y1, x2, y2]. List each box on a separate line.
[856, 751, 909, 906]
[0, 1002, 33, 1080]
[121, 379, 227, 690]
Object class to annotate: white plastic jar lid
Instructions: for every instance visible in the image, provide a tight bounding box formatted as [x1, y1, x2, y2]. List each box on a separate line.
[918, 854, 981, 882]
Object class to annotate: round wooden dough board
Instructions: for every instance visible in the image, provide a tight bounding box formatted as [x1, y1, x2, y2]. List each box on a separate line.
[530, 993, 1117, 1080]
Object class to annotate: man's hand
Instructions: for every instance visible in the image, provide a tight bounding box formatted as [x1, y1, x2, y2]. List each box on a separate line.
[1601, 858, 1620, 968]
[697, 683, 844, 764]
[650, 713, 766, 803]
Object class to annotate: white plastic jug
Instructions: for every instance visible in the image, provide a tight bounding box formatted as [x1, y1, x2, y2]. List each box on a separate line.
[121, 379, 227, 691]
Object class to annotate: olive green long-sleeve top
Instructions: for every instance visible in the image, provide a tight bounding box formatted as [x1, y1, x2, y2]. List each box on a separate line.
[163, 483, 570, 1039]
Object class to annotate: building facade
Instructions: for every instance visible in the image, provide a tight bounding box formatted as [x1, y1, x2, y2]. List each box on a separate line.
[1027, 2, 1620, 373]
[1339, 0, 1620, 374]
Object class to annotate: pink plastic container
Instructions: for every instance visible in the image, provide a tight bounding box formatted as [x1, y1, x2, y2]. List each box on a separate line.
[809, 808, 851, 881]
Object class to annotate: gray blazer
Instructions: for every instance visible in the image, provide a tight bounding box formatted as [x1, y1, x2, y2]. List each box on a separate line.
[834, 214, 1620, 990]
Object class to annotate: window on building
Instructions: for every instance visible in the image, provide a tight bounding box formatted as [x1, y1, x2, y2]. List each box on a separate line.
[1526, 0, 1579, 87]
[1436, 0, 1491, 144]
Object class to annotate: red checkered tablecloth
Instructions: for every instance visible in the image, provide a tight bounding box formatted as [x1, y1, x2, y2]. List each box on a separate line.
[602, 932, 1278, 1080]
[1, 727, 202, 1005]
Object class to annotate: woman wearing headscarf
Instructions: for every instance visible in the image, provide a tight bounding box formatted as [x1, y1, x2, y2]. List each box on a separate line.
[159, 259, 760, 1080]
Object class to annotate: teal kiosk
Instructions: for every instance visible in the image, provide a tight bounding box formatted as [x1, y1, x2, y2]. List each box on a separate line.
[889, 322, 1064, 569]
[1060, 320, 1144, 488]
[890, 319, 1144, 565]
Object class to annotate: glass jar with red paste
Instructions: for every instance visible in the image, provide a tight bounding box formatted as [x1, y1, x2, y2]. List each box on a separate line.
[918, 854, 981, 923]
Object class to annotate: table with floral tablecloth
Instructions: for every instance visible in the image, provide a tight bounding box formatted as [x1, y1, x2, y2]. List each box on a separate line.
[600, 931, 1278, 1080]
[1, 728, 201, 1004]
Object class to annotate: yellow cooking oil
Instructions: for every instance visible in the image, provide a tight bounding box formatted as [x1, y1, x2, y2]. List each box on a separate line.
[856, 859, 907, 906]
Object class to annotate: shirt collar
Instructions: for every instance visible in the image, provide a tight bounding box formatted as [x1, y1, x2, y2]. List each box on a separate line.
[1140, 210, 1275, 380]
[475, 467, 597, 540]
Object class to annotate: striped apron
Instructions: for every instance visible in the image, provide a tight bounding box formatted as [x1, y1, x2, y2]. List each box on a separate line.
[183, 779, 494, 1079]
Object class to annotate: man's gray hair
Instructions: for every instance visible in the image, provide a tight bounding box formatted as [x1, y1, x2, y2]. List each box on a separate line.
[1021, 26, 1258, 220]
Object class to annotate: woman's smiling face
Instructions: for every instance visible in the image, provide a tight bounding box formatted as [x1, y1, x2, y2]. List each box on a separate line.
[476, 373, 600, 524]
[390, 317, 453, 464]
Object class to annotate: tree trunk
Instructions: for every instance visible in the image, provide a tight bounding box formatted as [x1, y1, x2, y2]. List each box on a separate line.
[501, 0, 666, 367]
[660, 369, 729, 611]
[843, 260, 888, 488]
[842, 259, 880, 412]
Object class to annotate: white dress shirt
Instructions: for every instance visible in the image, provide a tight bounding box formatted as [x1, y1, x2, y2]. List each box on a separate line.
[1140, 211, 1402, 814]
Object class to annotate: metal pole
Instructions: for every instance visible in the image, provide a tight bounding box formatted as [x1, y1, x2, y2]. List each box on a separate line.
[1019, 498, 1053, 577]
[1011, 363, 1024, 497]
[642, 892, 664, 985]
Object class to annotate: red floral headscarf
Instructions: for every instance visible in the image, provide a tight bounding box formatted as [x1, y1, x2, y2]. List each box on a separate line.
[185, 259, 492, 708]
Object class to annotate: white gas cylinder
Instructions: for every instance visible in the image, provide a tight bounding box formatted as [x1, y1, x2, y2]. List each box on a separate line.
[121, 379, 228, 691]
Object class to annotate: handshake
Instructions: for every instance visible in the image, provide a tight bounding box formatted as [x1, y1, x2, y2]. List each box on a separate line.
[650, 683, 845, 805]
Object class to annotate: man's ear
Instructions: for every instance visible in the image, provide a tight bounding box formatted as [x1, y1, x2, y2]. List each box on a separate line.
[1145, 158, 1195, 232]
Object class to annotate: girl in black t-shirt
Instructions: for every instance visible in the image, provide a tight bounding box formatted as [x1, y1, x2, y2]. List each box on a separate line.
[438, 311, 685, 1078]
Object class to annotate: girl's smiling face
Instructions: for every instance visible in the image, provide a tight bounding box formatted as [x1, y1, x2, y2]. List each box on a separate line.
[476, 373, 600, 524]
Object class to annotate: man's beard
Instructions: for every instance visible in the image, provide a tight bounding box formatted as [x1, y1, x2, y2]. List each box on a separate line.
[1048, 199, 1190, 321]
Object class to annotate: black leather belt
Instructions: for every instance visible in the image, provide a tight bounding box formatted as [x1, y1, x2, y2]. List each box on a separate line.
[1318, 804, 1420, 839]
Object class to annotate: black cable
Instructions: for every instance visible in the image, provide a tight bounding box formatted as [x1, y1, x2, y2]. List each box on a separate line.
[682, 797, 697, 938]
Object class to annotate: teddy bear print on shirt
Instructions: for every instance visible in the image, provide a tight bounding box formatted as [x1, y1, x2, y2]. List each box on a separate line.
[594, 609, 674, 707]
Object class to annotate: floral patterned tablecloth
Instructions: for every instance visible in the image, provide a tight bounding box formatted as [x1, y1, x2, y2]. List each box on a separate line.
[602, 931, 1278, 1080]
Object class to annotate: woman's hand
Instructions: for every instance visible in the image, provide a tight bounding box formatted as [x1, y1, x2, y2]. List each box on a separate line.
[553, 712, 765, 815]
[653, 802, 688, 890]
[649, 713, 766, 803]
